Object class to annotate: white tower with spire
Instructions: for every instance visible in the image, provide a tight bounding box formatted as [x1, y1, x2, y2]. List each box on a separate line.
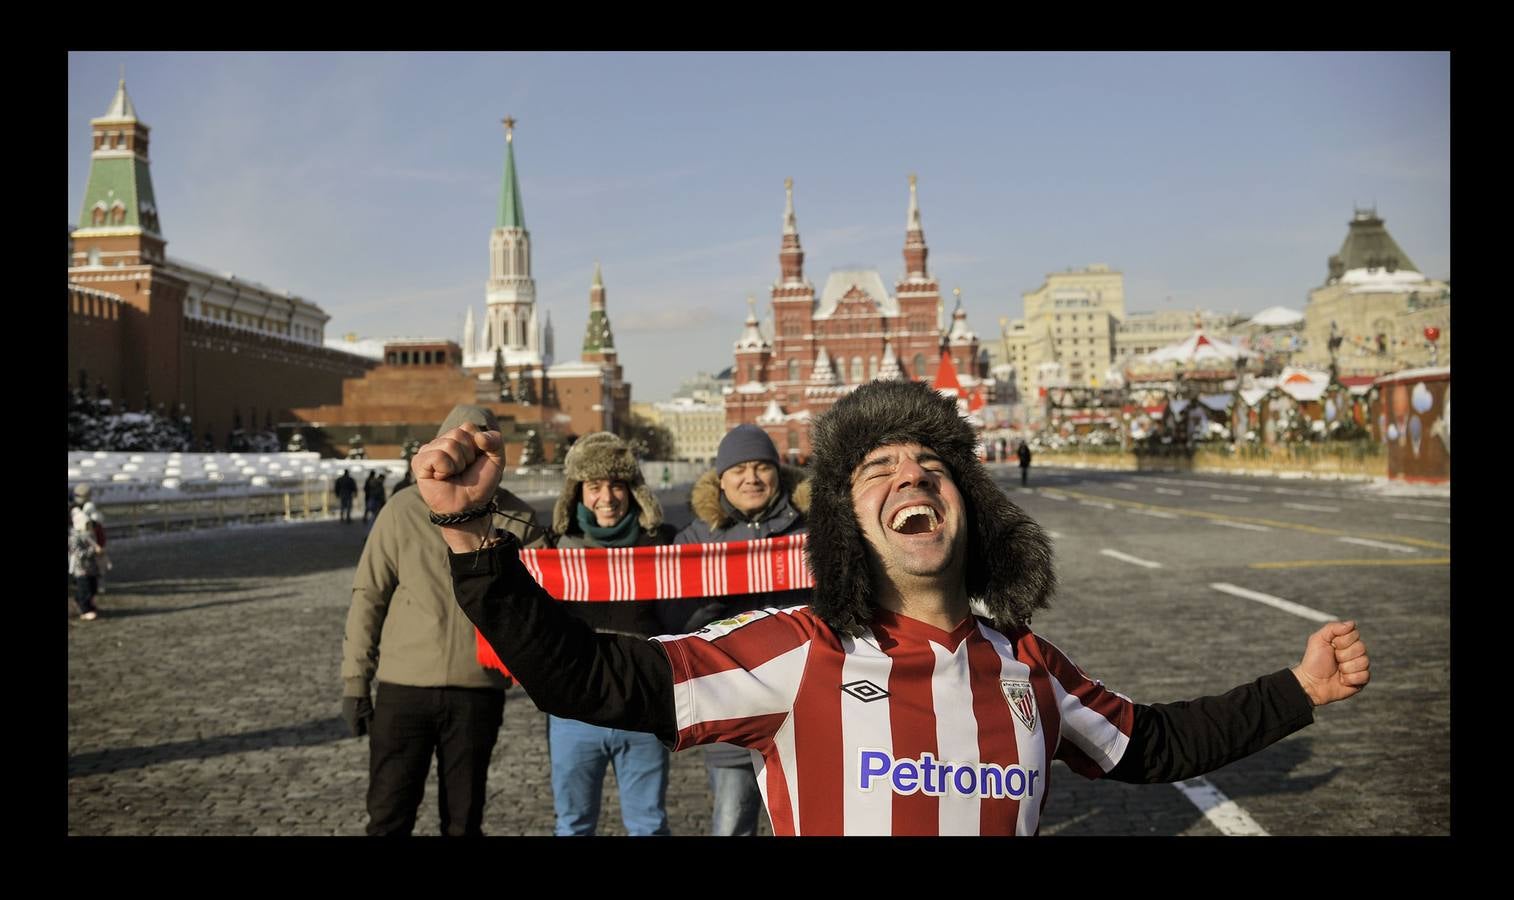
[473, 116, 541, 368]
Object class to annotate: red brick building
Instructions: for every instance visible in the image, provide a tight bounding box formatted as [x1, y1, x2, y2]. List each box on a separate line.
[725, 176, 989, 460]
[67, 79, 374, 445]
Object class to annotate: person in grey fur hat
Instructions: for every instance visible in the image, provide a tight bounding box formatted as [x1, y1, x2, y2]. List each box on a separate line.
[547, 431, 676, 836]
[665, 424, 811, 837]
[417, 382, 1371, 835]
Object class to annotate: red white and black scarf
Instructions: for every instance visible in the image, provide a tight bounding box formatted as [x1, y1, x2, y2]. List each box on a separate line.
[477, 534, 813, 674]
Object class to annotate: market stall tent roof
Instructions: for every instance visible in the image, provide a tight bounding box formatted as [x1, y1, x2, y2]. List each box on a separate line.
[1276, 367, 1331, 402]
[1141, 330, 1252, 366]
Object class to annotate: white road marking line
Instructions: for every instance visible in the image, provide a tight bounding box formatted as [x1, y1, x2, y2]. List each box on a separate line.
[1173, 777, 1269, 836]
[1284, 502, 1340, 513]
[1210, 494, 1252, 503]
[1047, 531, 1063, 540]
[1393, 513, 1450, 524]
[1111, 483, 1139, 491]
[1040, 492, 1069, 502]
[1100, 549, 1163, 569]
[1079, 500, 1117, 510]
[1212, 520, 1272, 532]
[1153, 487, 1184, 496]
[1129, 508, 1178, 519]
[1210, 582, 1337, 623]
[1147, 477, 1263, 493]
[1337, 536, 1420, 554]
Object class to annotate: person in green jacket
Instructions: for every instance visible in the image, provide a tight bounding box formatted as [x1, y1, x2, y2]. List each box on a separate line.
[341, 404, 549, 836]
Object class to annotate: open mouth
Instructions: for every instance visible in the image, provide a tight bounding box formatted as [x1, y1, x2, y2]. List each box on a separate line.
[889, 504, 940, 535]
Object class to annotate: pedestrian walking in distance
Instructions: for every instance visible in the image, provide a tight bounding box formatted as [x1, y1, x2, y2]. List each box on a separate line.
[1017, 439, 1032, 487]
[68, 506, 103, 621]
[334, 469, 358, 524]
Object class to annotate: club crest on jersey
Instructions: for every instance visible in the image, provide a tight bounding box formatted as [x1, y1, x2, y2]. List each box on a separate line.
[1000, 680, 1037, 732]
[693, 610, 768, 637]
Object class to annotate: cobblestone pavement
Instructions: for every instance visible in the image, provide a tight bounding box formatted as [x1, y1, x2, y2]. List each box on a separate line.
[67, 471, 1450, 836]
[66, 505, 769, 837]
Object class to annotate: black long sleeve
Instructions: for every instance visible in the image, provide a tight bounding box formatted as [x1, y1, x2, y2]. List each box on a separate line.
[448, 541, 679, 746]
[1106, 669, 1315, 784]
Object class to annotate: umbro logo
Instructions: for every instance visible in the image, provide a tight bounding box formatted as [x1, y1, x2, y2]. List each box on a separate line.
[841, 680, 890, 703]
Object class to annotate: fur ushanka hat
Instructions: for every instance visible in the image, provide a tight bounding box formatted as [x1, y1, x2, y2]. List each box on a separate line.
[552, 431, 663, 536]
[806, 380, 1055, 636]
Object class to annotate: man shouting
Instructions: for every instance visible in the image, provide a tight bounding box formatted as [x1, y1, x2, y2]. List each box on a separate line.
[413, 380, 1369, 836]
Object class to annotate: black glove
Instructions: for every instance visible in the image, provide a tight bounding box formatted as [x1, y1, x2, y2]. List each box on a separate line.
[342, 696, 374, 737]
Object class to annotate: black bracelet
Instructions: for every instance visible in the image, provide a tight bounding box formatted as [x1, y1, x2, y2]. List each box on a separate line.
[428, 499, 498, 526]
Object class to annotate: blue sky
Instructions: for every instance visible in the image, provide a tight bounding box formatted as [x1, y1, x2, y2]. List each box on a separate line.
[67, 51, 1450, 401]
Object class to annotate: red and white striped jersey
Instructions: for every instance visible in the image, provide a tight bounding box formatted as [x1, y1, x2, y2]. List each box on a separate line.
[653, 604, 1135, 836]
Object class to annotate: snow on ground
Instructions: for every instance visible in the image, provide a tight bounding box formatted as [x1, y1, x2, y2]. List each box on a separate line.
[1357, 477, 1451, 499]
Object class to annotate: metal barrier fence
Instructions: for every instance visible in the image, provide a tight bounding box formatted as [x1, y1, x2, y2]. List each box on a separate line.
[91, 464, 711, 540]
[101, 484, 335, 538]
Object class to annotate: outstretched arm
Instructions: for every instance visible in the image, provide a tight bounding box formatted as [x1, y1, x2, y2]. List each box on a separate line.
[447, 540, 677, 743]
[412, 425, 678, 744]
[1108, 622, 1370, 784]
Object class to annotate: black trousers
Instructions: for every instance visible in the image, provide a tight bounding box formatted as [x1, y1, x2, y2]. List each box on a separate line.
[366, 682, 506, 836]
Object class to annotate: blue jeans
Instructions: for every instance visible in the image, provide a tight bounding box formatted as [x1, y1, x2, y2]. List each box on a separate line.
[706, 753, 762, 836]
[548, 715, 670, 836]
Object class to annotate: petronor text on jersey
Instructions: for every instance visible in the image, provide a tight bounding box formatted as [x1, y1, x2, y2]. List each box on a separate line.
[858, 749, 1040, 799]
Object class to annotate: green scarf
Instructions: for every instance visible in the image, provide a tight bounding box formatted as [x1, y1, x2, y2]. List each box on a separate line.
[576, 501, 642, 547]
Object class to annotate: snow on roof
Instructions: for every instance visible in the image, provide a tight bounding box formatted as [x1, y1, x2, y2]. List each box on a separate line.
[384, 337, 457, 347]
[164, 257, 313, 309]
[735, 381, 769, 394]
[1280, 381, 1327, 402]
[1275, 367, 1330, 401]
[1340, 267, 1431, 295]
[756, 400, 786, 424]
[324, 337, 387, 360]
[1238, 388, 1270, 407]
[816, 269, 899, 319]
[1374, 366, 1451, 385]
[1278, 366, 1329, 385]
[1198, 393, 1232, 412]
[546, 360, 605, 377]
[1140, 330, 1250, 365]
[1247, 306, 1305, 327]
